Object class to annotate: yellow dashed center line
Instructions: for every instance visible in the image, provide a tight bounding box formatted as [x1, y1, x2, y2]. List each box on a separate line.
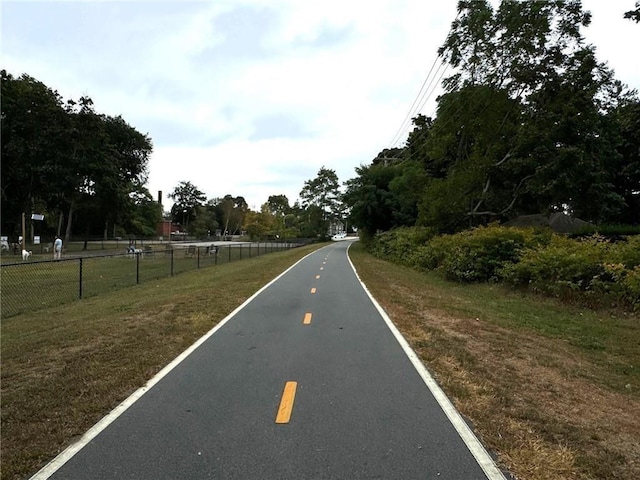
[310, 287, 317, 294]
[315, 275, 320, 279]
[303, 312, 312, 325]
[275, 381, 298, 424]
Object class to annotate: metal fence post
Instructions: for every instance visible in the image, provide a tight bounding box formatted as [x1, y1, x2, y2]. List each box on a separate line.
[170, 248, 174, 276]
[228, 245, 231, 263]
[197, 246, 200, 269]
[79, 258, 83, 299]
[240, 244, 243, 260]
[136, 252, 140, 284]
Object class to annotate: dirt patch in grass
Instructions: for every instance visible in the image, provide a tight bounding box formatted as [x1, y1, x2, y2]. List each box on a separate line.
[349, 244, 640, 480]
[1, 245, 321, 480]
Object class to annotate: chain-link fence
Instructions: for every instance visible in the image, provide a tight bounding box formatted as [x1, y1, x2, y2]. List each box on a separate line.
[1, 241, 303, 319]
[1, 236, 159, 256]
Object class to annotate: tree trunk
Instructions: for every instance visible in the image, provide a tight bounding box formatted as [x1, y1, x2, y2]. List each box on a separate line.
[64, 199, 75, 244]
[83, 220, 91, 251]
[57, 211, 64, 237]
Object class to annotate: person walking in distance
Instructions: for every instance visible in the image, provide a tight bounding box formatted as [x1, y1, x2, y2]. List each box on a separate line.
[54, 235, 63, 260]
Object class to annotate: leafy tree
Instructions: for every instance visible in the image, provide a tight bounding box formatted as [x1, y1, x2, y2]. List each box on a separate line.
[429, 1, 635, 226]
[513, 47, 627, 223]
[300, 167, 341, 220]
[97, 114, 152, 236]
[298, 167, 342, 238]
[124, 188, 163, 237]
[266, 194, 290, 237]
[1, 70, 69, 239]
[67, 110, 152, 242]
[414, 85, 522, 229]
[298, 204, 327, 239]
[345, 1, 639, 235]
[343, 162, 403, 241]
[168, 181, 207, 231]
[625, 1, 640, 22]
[244, 205, 276, 240]
[440, 0, 591, 97]
[266, 194, 290, 216]
[388, 161, 428, 227]
[608, 99, 640, 224]
[212, 195, 248, 236]
[188, 204, 219, 238]
[1, 71, 153, 243]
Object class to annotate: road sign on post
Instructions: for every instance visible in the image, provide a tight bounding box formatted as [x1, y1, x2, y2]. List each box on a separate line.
[31, 214, 45, 221]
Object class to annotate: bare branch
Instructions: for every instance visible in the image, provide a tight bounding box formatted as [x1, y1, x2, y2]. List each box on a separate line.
[467, 174, 534, 217]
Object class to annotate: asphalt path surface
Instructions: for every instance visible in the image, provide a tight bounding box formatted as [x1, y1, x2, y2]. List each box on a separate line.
[36, 241, 505, 480]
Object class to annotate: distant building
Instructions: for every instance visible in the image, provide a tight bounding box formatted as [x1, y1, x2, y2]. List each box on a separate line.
[328, 220, 345, 236]
[156, 220, 173, 238]
[156, 190, 173, 239]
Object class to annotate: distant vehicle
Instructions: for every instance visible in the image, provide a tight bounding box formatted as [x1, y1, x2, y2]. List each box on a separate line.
[1, 239, 9, 251]
[331, 233, 347, 241]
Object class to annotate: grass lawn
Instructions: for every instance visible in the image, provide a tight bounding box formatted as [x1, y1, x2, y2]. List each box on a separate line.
[2, 241, 638, 480]
[0, 243, 292, 318]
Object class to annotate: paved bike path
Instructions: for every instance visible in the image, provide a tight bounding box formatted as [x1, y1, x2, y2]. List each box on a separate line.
[35, 242, 505, 479]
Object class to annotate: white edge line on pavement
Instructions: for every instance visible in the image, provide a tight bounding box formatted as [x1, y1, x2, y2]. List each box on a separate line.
[30, 246, 324, 480]
[346, 242, 507, 480]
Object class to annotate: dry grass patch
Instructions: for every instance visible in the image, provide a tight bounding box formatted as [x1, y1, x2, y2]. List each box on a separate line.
[349, 243, 640, 480]
[1, 244, 322, 480]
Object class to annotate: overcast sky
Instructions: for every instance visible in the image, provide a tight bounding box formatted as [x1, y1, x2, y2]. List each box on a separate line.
[3, 0, 639, 211]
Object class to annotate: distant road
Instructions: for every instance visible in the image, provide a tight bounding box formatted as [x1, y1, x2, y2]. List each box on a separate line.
[34, 241, 506, 480]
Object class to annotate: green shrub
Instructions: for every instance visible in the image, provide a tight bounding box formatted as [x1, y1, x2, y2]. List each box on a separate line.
[572, 224, 640, 238]
[435, 224, 541, 282]
[623, 267, 640, 309]
[370, 227, 436, 267]
[412, 239, 447, 272]
[368, 226, 639, 310]
[501, 235, 608, 290]
[609, 235, 640, 268]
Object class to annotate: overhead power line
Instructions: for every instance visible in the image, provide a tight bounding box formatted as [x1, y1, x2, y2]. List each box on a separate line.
[387, 55, 443, 148]
[387, 11, 459, 149]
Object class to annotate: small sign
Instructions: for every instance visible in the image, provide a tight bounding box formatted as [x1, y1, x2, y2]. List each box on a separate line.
[34, 236, 41, 244]
[31, 214, 45, 221]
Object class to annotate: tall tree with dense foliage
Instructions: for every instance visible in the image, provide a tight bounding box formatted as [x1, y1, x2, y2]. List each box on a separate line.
[625, 1, 640, 22]
[211, 195, 248, 236]
[345, 1, 639, 235]
[266, 194, 291, 237]
[1, 71, 68, 238]
[124, 188, 163, 237]
[299, 167, 342, 237]
[299, 167, 341, 220]
[343, 159, 404, 241]
[609, 98, 640, 224]
[1, 71, 153, 241]
[168, 181, 207, 233]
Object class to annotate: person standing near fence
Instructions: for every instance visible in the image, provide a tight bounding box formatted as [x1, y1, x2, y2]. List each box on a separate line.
[54, 236, 63, 260]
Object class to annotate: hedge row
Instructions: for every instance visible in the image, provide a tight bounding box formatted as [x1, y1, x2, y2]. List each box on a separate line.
[368, 225, 640, 310]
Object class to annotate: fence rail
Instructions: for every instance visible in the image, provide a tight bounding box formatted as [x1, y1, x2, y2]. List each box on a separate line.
[0, 241, 302, 319]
